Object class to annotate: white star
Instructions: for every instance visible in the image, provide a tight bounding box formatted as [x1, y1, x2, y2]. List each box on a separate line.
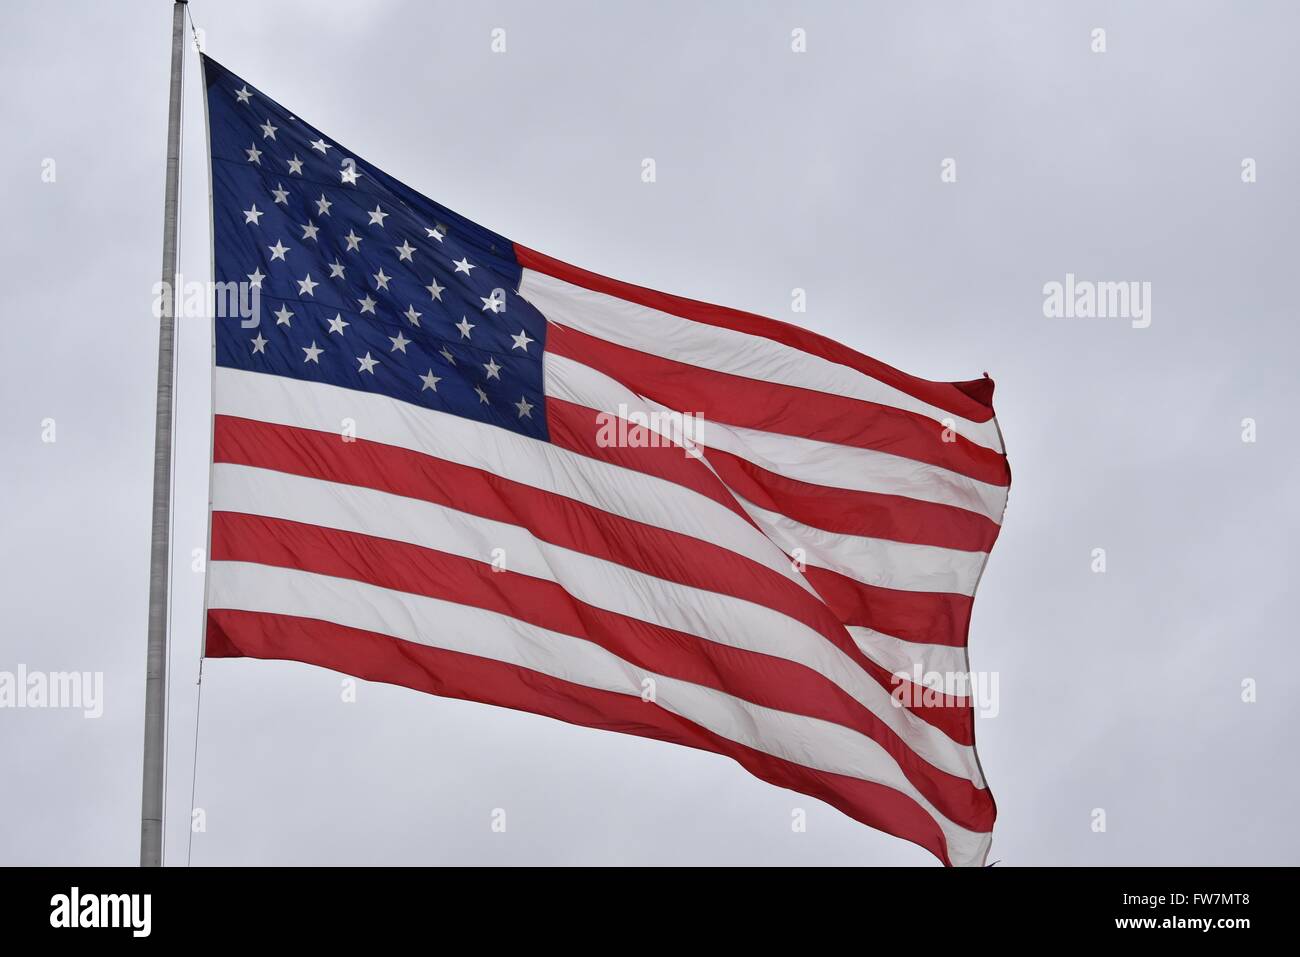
[425, 277, 445, 301]
[455, 316, 475, 339]
[260, 120, 278, 140]
[302, 341, 323, 363]
[344, 229, 362, 251]
[243, 204, 263, 225]
[511, 330, 534, 352]
[404, 305, 422, 326]
[480, 293, 505, 313]
[373, 268, 390, 291]
[301, 220, 319, 241]
[315, 193, 332, 216]
[327, 313, 349, 335]
[357, 295, 377, 315]
[439, 347, 456, 365]
[250, 333, 267, 353]
[475, 385, 489, 404]
[483, 357, 502, 380]
[297, 274, 318, 296]
[234, 85, 252, 104]
[268, 239, 289, 261]
[340, 162, 361, 185]
[425, 225, 445, 242]
[245, 144, 263, 165]
[274, 304, 294, 326]
[247, 268, 265, 288]
[389, 331, 411, 353]
[270, 183, 289, 204]
[286, 154, 304, 175]
[515, 396, 535, 418]
[310, 138, 331, 154]
[357, 352, 379, 374]
[395, 240, 416, 261]
[328, 258, 346, 279]
[420, 370, 441, 392]
[453, 257, 475, 275]
[367, 205, 389, 227]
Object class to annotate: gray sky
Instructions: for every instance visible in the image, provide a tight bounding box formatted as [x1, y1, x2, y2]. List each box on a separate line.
[2, 0, 1297, 865]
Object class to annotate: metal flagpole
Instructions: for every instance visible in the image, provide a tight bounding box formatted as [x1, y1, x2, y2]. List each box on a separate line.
[141, 0, 189, 868]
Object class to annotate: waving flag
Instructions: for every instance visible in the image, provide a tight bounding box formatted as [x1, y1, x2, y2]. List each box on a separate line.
[201, 55, 1011, 866]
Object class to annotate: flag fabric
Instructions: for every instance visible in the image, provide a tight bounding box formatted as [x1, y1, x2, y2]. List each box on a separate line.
[200, 55, 1011, 867]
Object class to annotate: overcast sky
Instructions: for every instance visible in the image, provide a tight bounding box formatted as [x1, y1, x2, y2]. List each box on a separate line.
[2, 0, 1297, 865]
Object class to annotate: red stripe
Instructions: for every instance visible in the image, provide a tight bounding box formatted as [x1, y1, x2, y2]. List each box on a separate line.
[543, 411, 983, 741]
[214, 414, 829, 640]
[526, 408, 982, 742]
[516, 243, 997, 423]
[705, 447, 1001, 553]
[211, 512, 992, 830]
[545, 397, 753, 525]
[803, 564, 975, 649]
[547, 322, 1010, 487]
[214, 414, 976, 744]
[207, 607, 967, 865]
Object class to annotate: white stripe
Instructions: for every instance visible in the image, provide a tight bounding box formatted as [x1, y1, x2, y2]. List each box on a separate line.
[213, 367, 811, 594]
[212, 462, 984, 785]
[721, 423, 1007, 525]
[521, 267, 1004, 453]
[545, 352, 1007, 524]
[847, 627, 975, 696]
[735, 496, 987, 597]
[208, 560, 991, 865]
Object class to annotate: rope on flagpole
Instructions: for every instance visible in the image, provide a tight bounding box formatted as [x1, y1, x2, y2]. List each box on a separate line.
[185, 658, 205, 867]
[184, 2, 203, 52]
[184, 0, 212, 867]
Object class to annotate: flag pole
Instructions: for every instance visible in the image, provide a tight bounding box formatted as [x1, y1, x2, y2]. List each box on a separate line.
[141, 0, 189, 868]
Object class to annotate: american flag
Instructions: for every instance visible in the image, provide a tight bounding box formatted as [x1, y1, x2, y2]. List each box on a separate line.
[201, 55, 1011, 867]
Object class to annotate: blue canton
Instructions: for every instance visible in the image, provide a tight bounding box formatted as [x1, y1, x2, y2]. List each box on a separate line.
[204, 55, 547, 439]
